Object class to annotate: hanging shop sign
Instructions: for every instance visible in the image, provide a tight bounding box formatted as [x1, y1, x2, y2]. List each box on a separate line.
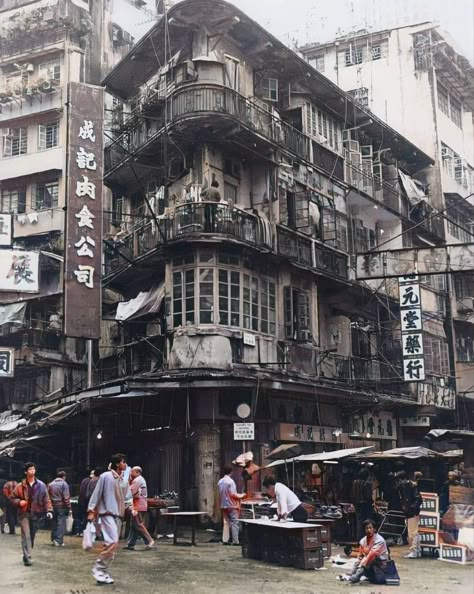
[348, 411, 397, 441]
[0, 214, 12, 246]
[0, 348, 14, 377]
[400, 416, 431, 427]
[399, 275, 425, 382]
[0, 250, 39, 292]
[417, 382, 456, 410]
[278, 423, 345, 444]
[64, 82, 104, 339]
[234, 422, 255, 440]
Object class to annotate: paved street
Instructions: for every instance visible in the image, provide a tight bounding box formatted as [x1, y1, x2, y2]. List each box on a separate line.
[0, 530, 473, 594]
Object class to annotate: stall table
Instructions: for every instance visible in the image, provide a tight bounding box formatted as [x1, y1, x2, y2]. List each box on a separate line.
[240, 518, 324, 569]
[160, 511, 208, 546]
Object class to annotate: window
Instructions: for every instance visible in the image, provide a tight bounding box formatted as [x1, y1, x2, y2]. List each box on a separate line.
[450, 97, 462, 128]
[261, 78, 278, 102]
[224, 181, 238, 203]
[38, 59, 60, 82]
[438, 85, 449, 116]
[371, 45, 381, 60]
[304, 103, 342, 152]
[345, 46, 363, 66]
[454, 274, 474, 300]
[199, 268, 214, 323]
[260, 279, 276, 334]
[173, 268, 195, 327]
[243, 274, 259, 331]
[424, 336, 450, 376]
[111, 193, 123, 226]
[218, 269, 240, 326]
[311, 55, 325, 72]
[446, 198, 474, 242]
[224, 55, 240, 91]
[38, 121, 59, 150]
[456, 335, 474, 362]
[284, 287, 311, 342]
[0, 188, 26, 213]
[3, 127, 27, 157]
[419, 274, 446, 292]
[35, 181, 59, 210]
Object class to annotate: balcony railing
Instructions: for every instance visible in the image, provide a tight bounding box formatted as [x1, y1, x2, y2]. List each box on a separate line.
[0, 329, 61, 351]
[104, 202, 348, 281]
[105, 83, 314, 175]
[0, 28, 81, 59]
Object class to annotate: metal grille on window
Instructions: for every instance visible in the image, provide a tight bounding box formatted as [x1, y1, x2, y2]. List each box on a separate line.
[39, 122, 59, 149]
[199, 268, 214, 323]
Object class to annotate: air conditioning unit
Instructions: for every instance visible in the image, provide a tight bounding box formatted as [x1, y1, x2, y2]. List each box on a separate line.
[344, 139, 360, 153]
[361, 145, 373, 159]
[1, 128, 11, 137]
[459, 297, 474, 312]
[441, 146, 451, 159]
[41, 80, 54, 92]
[373, 163, 383, 186]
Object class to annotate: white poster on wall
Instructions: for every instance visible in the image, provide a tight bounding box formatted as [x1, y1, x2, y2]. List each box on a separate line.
[0, 214, 12, 246]
[0, 250, 39, 293]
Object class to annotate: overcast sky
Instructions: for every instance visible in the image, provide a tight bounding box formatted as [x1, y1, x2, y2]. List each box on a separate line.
[134, 0, 473, 63]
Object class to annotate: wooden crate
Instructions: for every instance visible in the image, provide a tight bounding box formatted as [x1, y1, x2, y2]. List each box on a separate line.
[419, 513, 440, 530]
[439, 543, 469, 564]
[419, 529, 439, 547]
[287, 526, 322, 549]
[420, 493, 439, 514]
[292, 547, 325, 570]
[321, 541, 332, 558]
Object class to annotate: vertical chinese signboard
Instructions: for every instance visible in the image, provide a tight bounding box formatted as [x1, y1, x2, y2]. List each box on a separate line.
[399, 275, 425, 381]
[64, 83, 103, 339]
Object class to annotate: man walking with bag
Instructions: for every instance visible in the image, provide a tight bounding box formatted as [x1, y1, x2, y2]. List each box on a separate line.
[48, 470, 72, 546]
[87, 453, 130, 585]
[2, 476, 18, 535]
[11, 462, 53, 566]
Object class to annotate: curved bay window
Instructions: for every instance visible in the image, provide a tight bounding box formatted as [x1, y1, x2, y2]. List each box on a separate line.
[171, 250, 276, 334]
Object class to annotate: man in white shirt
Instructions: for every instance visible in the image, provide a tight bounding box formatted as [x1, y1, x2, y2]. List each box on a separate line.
[263, 476, 308, 522]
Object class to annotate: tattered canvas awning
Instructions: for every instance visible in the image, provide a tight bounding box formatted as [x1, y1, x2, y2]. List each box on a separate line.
[115, 283, 164, 321]
[0, 302, 26, 326]
[265, 446, 374, 468]
[399, 170, 427, 206]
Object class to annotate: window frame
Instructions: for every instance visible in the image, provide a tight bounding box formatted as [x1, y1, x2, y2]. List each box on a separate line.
[3, 127, 27, 157]
[0, 188, 26, 214]
[38, 120, 59, 150]
[34, 180, 59, 210]
[38, 59, 61, 82]
[261, 77, 279, 102]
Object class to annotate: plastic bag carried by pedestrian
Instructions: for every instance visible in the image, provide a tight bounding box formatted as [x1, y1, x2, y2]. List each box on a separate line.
[66, 512, 74, 534]
[82, 521, 96, 551]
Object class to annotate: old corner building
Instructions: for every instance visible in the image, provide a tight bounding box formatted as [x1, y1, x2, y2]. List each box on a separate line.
[0, 0, 472, 514]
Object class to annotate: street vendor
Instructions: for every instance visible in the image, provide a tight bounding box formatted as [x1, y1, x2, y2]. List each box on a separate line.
[262, 476, 308, 523]
[339, 519, 391, 584]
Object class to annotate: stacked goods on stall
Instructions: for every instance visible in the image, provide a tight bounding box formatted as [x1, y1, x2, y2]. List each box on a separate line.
[439, 484, 474, 564]
[241, 521, 324, 569]
[309, 518, 334, 557]
[419, 493, 441, 557]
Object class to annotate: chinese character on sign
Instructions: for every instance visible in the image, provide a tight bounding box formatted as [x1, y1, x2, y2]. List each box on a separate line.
[76, 176, 96, 200]
[76, 147, 97, 170]
[400, 284, 421, 307]
[74, 265, 94, 289]
[294, 424, 303, 439]
[402, 309, 422, 331]
[74, 236, 96, 258]
[78, 120, 96, 142]
[403, 333, 424, 356]
[75, 205, 95, 229]
[319, 427, 326, 442]
[306, 426, 314, 441]
[0, 350, 12, 375]
[404, 358, 425, 381]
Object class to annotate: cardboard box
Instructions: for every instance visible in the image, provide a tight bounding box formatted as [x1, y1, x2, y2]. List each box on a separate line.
[419, 513, 440, 530]
[439, 543, 468, 564]
[419, 529, 439, 547]
[421, 493, 439, 514]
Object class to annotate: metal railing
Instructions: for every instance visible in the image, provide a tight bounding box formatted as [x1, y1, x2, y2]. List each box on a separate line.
[0, 28, 80, 58]
[105, 83, 313, 175]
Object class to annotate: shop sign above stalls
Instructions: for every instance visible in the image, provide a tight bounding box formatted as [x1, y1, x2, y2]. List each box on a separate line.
[417, 382, 456, 410]
[0, 214, 12, 246]
[0, 250, 39, 292]
[347, 411, 397, 441]
[400, 416, 431, 427]
[278, 423, 345, 444]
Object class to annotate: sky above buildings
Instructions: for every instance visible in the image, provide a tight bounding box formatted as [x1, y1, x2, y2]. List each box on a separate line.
[123, 0, 473, 64]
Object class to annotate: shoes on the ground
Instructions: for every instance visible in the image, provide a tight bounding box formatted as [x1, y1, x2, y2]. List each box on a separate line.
[23, 558, 32, 566]
[76, 533, 83, 537]
[404, 552, 419, 559]
[52, 540, 64, 547]
[122, 545, 135, 550]
[92, 569, 114, 584]
[230, 542, 241, 546]
[222, 541, 231, 545]
[145, 541, 155, 550]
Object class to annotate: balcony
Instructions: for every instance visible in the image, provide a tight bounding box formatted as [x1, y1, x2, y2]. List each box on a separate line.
[0, 328, 61, 352]
[104, 202, 349, 282]
[105, 83, 313, 180]
[0, 28, 81, 60]
[409, 201, 445, 241]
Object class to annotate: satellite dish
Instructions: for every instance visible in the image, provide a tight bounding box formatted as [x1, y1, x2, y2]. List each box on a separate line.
[236, 403, 251, 419]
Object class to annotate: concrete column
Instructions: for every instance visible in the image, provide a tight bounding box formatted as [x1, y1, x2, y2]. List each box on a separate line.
[194, 424, 221, 518]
